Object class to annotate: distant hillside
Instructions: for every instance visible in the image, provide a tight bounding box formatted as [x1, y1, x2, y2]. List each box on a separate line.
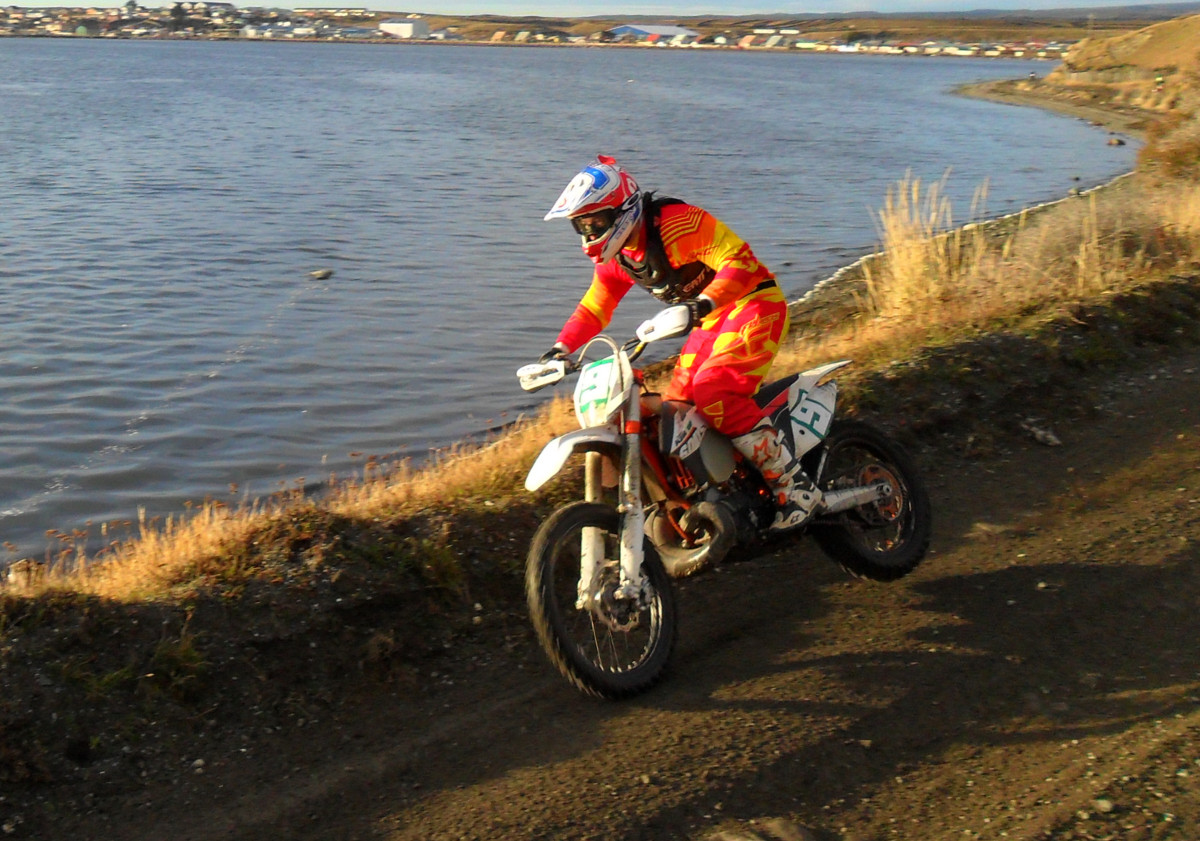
[924, 2, 1200, 20]
[421, 3, 1199, 44]
[560, 2, 1200, 21]
[1030, 11, 1200, 169]
[429, 13, 1137, 44]
[1063, 12, 1200, 72]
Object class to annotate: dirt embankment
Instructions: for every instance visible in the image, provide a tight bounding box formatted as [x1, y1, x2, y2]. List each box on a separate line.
[958, 13, 1200, 142]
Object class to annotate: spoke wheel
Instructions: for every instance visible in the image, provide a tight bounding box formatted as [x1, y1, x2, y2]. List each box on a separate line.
[526, 502, 677, 699]
[811, 420, 932, 581]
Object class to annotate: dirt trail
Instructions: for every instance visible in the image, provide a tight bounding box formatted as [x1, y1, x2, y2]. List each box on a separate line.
[45, 347, 1195, 841]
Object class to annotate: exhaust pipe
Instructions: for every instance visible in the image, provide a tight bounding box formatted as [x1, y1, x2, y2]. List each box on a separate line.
[656, 501, 737, 578]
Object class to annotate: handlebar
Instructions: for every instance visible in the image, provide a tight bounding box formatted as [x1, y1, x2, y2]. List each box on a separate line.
[517, 305, 689, 393]
[624, 337, 648, 363]
[516, 337, 645, 394]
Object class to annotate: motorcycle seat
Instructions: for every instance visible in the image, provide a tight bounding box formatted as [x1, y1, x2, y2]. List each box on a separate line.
[753, 373, 800, 411]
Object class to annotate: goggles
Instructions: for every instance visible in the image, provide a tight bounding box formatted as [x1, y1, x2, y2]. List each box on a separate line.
[570, 209, 618, 241]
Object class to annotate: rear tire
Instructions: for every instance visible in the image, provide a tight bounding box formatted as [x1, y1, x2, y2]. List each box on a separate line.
[526, 502, 677, 698]
[810, 420, 932, 581]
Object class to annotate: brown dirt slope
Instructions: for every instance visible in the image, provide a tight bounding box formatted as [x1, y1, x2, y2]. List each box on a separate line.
[959, 16, 1200, 135]
[1043, 13, 1200, 115]
[1064, 13, 1200, 73]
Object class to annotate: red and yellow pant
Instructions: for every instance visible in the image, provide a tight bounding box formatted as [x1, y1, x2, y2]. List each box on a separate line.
[664, 283, 789, 437]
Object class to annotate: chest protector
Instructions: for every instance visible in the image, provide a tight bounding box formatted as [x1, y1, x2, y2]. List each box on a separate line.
[617, 195, 715, 304]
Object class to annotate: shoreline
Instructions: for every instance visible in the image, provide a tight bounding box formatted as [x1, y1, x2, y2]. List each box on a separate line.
[954, 77, 1154, 140]
[787, 76, 1155, 332]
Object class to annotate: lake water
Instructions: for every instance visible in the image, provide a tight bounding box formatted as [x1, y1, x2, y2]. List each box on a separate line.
[0, 38, 1137, 560]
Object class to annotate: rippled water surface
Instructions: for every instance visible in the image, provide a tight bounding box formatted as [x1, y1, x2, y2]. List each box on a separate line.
[0, 39, 1136, 557]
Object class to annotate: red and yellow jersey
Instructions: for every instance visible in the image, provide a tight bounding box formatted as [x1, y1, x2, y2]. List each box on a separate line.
[556, 202, 774, 352]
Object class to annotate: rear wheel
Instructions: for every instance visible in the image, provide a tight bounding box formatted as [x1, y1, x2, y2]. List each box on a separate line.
[526, 502, 677, 698]
[810, 420, 932, 581]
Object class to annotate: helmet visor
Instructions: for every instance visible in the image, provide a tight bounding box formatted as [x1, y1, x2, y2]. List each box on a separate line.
[570, 209, 618, 241]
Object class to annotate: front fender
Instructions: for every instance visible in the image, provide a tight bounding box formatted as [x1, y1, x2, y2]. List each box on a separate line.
[525, 425, 622, 492]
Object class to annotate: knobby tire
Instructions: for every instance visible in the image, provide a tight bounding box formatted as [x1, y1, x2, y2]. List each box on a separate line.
[811, 420, 932, 581]
[525, 501, 678, 699]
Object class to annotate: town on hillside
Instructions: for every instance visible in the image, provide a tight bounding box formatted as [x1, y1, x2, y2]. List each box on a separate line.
[1, 3, 1075, 56]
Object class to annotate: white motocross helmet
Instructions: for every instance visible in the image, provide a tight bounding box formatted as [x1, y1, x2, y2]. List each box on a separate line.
[545, 155, 643, 264]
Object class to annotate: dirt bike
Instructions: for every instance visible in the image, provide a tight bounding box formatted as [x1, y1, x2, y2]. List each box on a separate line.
[515, 305, 932, 699]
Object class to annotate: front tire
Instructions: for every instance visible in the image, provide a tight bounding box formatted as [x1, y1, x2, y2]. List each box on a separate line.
[526, 502, 678, 699]
[810, 420, 932, 581]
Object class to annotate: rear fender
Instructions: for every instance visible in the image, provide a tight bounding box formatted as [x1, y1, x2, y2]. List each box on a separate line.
[525, 425, 622, 492]
[798, 359, 853, 388]
[787, 360, 851, 457]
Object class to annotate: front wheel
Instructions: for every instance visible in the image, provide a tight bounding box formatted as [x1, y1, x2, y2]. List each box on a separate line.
[526, 502, 678, 699]
[810, 420, 932, 581]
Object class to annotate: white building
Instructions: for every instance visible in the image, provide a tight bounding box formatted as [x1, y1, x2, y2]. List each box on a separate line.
[378, 18, 428, 39]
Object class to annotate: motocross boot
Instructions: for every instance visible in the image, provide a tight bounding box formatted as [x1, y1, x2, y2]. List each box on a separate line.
[731, 420, 824, 532]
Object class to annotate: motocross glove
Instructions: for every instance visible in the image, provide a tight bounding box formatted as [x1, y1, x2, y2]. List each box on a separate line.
[539, 343, 569, 364]
[684, 297, 714, 329]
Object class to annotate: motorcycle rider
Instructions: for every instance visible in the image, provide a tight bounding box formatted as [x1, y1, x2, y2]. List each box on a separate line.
[537, 154, 823, 531]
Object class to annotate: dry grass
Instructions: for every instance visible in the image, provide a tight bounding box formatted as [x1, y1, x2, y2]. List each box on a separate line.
[859, 174, 996, 325]
[768, 161, 1200, 387]
[57, 503, 270, 601]
[326, 394, 578, 520]
[21, 396, 580, 602]
[1138, 85, 1200, 177]
[855, 172, 1200, 337]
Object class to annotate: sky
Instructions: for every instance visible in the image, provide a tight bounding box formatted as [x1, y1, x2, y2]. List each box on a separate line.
[9, 0, 1172, 11]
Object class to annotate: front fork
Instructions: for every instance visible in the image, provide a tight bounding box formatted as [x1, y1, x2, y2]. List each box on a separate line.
[577, 405, 647, 610]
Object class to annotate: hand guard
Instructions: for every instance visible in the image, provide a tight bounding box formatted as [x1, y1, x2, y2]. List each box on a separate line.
[636, 298, 714, 343]
[517, 357, 568, 392]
